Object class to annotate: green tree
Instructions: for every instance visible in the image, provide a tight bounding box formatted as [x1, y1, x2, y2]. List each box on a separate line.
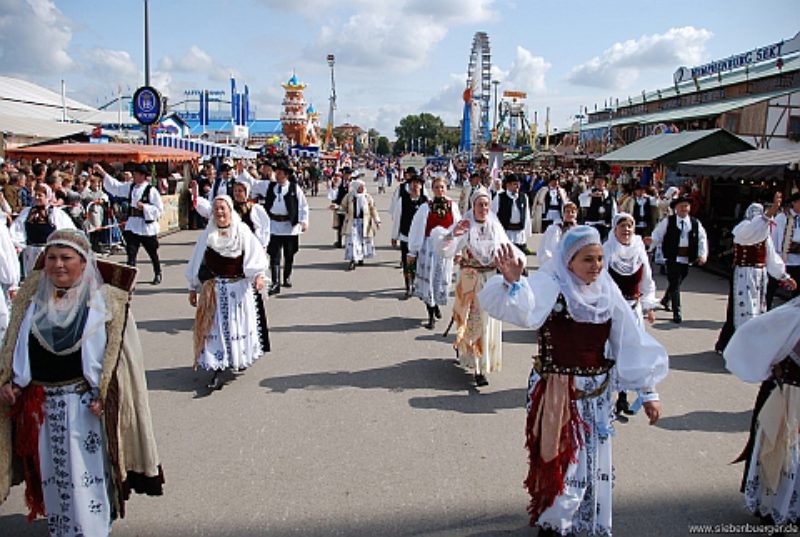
[394, 113, 446, 155]
[376, 136, 391, 156]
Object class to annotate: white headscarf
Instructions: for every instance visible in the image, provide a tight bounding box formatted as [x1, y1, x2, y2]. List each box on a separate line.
[603, 212, 647, 275]
[462, 187, 510, 266]
[732, 202, 770, 246]
[205, 195, 244, 258]
[31, 229, 109, 355]
[547, 225, 615, 323]
[350, 179, 366, 216]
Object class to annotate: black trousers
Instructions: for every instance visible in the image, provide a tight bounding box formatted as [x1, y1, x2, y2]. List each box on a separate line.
[124, 230, 160, 274]
[664, 260, 690, 312]
[267, 234, 299, 280]
[766, 265, 800, 309]
[335, 213, 345, 245]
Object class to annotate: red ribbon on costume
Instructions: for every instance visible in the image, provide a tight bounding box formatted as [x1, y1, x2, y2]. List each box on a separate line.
[523, 375, 589, 526]
[10, 385, 47, 521]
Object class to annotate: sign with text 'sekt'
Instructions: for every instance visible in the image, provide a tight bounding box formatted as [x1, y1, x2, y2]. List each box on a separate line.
[133, 86, 163, 126]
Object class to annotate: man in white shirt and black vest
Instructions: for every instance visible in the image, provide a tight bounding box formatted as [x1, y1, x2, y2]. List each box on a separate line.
[579, 175, 616, 241]
[491, 173, 531, 254]
[458, 172, 483, 216]
[532, 173, 568, 233]
[94, 163, 164, 284]
[330, 167, 353, 248]
[649, 195, 708, 323]
[209, 162, 237, 200]
[262, 160, 309, 295]
[391, 173, 428, 298]
[769, 191, 800, 306]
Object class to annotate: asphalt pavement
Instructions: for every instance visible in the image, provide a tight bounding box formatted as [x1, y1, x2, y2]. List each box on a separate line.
[0, 177, 772, 536]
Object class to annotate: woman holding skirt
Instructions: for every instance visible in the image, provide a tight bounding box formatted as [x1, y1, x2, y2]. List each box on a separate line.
[186, 195, 268, 390]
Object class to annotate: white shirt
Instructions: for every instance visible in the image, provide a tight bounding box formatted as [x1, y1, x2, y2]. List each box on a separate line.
[102, 173, 163, 236]
[650, 214, 708, 264]
[773, 210, 800, 267]
[491, 190, 531, 245]
[267, 182, 309, 236]
[544, 189, 563, 222]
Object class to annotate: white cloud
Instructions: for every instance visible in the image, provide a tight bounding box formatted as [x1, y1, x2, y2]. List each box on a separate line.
[85, 49, 138, 81]
[567, 26, 712, 90]
[0, 0, 73, 75]
[503, 46, 550, 95]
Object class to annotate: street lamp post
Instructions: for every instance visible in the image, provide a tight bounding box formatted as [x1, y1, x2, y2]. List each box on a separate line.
[492, 80, 500, 131]
[143, 0, 152, 144]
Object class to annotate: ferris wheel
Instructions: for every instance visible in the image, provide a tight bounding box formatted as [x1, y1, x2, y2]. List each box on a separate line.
[464, 32, 492, 150]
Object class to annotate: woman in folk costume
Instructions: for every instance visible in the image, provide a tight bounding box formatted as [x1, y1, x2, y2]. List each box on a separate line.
[0, 229, 163, 537]
[724, 297, 800, 526]
[10, 183, 75, 276]
[0, 216, 20, 344]
[437, 187, 523, 387]
[186, 195, 268, 391]
[479, 226, 668, 536]
[603, 212, 658, 418]
[715, 202, 796, 353]
[407, 176, 462, 330]
[537, 201, 578, 266]
[342, 178, 381, 271]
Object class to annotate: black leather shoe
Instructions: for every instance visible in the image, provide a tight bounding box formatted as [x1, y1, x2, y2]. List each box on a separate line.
[346, 261, 356, 271]
[433, 305, 442, 319]
[267, 284, 280, 296]
[475, 374, 489, 387]
[207, 372, 222, 391]
[673, 312, 682, 324]
[659, 296, 671, 311]
[283, 277, 292, 288]
[615, 393, 630, 415]
[357, 260, 364, 266]
[152, 273, 162, 285]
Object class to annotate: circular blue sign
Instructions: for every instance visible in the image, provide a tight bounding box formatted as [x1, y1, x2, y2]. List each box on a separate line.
[133, 86, 163, 126]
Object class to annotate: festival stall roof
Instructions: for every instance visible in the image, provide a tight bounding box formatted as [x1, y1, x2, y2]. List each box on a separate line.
[677, 148, 800, 180]
[5, 142, 200, 163]
[596, 129, 754, 167]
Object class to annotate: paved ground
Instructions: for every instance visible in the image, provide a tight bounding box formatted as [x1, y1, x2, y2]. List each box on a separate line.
[0, 178, 781, 536]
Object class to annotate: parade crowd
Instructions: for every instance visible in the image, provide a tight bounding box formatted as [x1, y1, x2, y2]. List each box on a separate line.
[0, 153, 798, 537]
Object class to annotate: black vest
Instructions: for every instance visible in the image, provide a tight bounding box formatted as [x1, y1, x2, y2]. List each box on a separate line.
[496, 192, 528, 231]
[264, 182, 299, 226]
[211, 177, 235, 199]
[335, 180, 350, 205]
[399, 187, 427, 236]
[543, 188, 563, 213]
[662, 214, 700, 262]
[127, 183, 156, 223]
[29, 330, 84, 383]
[632, 197, 653, 227]
[586, 191, 614, 224]
[25, 207, 55, 245]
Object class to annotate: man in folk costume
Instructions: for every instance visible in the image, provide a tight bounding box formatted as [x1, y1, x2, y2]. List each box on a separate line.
[407, 177, 461, 330]
[770, 192, 800, 307]
[715, 201, 796, 353]
[10, 183, 76, 277]
[341, 179, 381, 271]
[649, 195, 708, 323]
[329, 167, 353, 248]
[208, 162, 237, 200]
[579, 175, 616, 241]
[439, 187, 523, 387]
[537, 202, 579, 266]
[391, 173, 428, 298]
[94, 164, 164, 285]
[620, 183, 657, 237]
[724, 297, 800, 526]
[260, 161, 309, 296]
[479, 226, 667, 536]
[187, 195, 268, 390]
[0, 229, 164, 536]
[491, 173, 532, 255]
[458, 172, 483, 216]
[532, 173, 568, 234]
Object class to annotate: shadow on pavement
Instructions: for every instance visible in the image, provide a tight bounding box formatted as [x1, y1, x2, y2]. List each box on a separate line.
[145, 365, 250, 398]
[275, 288, 403, 302]
[408, 387, 527, 415]
[269, 315, 419, 333]
[668, 351, 729, 375]
[136, 317, 195, 334]
[0, 491, 762, 537]
[656, 409, 751, 433]
[133, 286, 187, 296]
[260, 358, 472, 393]
[651, 318, 723, 331]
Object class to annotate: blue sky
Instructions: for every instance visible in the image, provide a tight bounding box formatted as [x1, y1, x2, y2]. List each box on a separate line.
[1, 0, 798, 138]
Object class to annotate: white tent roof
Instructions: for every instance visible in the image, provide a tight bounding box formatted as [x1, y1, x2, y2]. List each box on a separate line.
[0, 114, 90, 139]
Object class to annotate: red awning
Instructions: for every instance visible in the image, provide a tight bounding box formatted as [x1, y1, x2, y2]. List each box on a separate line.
[5, 142, 200, 164]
